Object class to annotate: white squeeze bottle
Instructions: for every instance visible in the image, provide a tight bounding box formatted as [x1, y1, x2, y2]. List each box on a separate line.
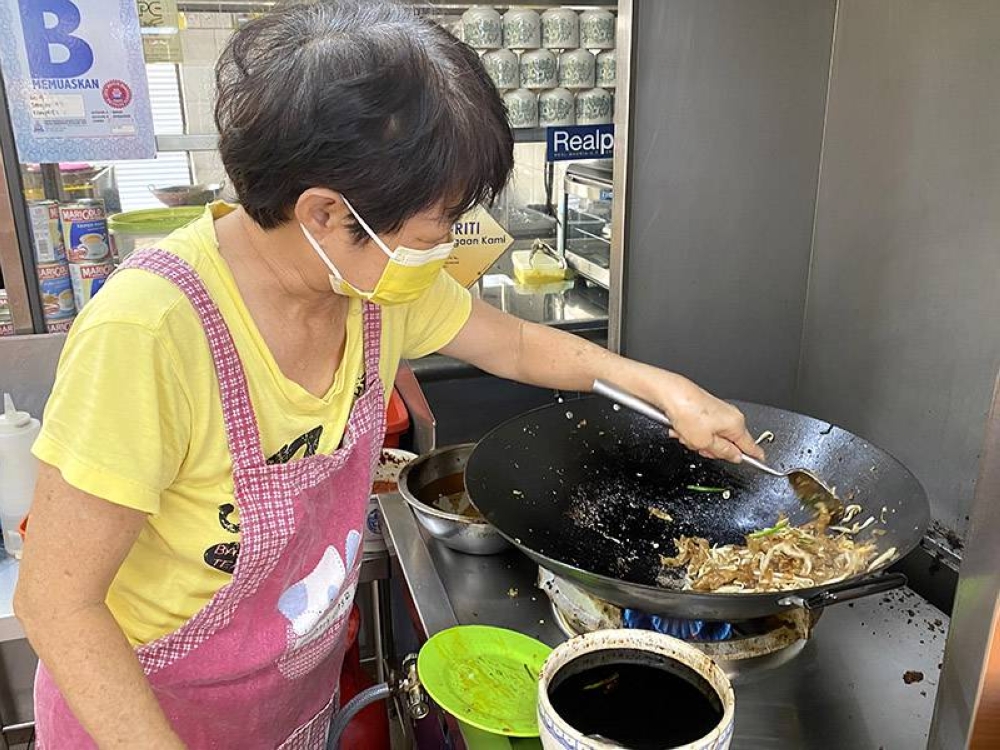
[0, 394, 40, 558]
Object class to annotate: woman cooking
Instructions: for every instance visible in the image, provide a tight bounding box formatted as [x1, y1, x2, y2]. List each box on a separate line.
[14, 2, 763, 747]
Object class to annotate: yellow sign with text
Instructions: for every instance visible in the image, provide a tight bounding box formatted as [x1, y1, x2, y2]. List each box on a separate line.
[445, 206, 513, 288]
[138, 0, 183, 63]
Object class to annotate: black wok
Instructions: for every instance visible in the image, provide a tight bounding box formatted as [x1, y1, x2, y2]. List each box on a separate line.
[465, 397, 930, 621]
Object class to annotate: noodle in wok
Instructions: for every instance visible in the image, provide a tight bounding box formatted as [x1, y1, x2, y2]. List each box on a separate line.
[660, 507, 895, 593]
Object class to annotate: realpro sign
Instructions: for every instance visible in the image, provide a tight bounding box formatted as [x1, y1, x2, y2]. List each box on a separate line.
[546, 124, 615, 162]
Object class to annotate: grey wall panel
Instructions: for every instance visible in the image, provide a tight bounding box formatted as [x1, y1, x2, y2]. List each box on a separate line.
[622, 0, 835, 408]
[0, 334, 65, 420]
[796, 1, 1000, 533]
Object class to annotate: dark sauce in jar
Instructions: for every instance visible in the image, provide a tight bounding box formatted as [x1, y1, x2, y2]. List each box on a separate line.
[548, 649, 724, 749]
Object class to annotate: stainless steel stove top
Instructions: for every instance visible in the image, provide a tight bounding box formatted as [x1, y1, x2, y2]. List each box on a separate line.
[539, 569, 817, 681]
[380, 493, 949, 749]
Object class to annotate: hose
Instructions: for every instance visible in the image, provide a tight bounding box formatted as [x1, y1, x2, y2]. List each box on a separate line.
[326, 682, 391, 750]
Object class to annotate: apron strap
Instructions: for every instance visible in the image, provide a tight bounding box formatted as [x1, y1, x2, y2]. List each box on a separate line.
[359, 301, 382, 393]
[117, 249, 265, 470]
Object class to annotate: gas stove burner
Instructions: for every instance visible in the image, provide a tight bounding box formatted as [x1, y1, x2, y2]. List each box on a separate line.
[538, 568, 820, 679]
[622, 609, 733, 642]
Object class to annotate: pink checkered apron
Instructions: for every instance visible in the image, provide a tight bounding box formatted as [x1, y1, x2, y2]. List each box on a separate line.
[34, 249, 387, 748]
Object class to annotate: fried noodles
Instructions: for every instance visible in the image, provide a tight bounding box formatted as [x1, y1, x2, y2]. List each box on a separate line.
[660, 508, 894, 593]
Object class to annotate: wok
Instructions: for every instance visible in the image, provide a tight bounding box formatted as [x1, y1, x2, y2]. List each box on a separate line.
[465, 397, 929, 621]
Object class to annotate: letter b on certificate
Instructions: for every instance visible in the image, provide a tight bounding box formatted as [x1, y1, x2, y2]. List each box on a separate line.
[19, 0, 95, 78]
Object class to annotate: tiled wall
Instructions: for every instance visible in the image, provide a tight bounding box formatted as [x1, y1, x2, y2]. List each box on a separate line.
[177, 16, 231, 188]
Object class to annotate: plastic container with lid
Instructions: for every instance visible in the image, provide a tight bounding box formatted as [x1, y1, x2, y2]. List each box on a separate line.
[108, 207, 203, 263]
[512, 246, 569, 286]
[20, 162, 101, 202]
[0, 394, 40, 558]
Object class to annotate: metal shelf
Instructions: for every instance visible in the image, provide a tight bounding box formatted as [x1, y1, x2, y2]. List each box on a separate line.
[156, 134, 219, 152]
[570, 225, 611, 244]
[512, 128, 548, 143]
[157, 129, 549, 153]
[570, 207, 613, 223]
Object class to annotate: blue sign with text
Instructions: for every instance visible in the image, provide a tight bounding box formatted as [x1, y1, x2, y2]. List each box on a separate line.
[0, 0, 154, 162]
[546, 124, 615, 162]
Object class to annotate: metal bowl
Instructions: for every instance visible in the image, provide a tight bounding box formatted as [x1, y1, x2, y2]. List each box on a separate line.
[398, 444, 510, 555]
[149, 183, 224, 207]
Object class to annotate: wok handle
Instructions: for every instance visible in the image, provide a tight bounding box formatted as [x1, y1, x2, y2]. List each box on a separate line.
[593, 379, 674, 428]
[777, 572, 908, 611]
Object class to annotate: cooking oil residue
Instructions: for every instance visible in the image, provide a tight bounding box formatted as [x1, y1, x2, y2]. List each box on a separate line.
[418, 473, 483, 520]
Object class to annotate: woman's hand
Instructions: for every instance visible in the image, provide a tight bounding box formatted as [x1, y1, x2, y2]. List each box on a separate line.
[642, 370, 765, 463]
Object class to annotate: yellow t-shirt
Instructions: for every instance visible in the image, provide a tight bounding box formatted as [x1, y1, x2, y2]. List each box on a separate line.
[33, 203, 471, 646]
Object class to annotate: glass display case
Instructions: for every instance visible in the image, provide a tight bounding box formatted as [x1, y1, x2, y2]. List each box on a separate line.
[559, 161, 613, 290]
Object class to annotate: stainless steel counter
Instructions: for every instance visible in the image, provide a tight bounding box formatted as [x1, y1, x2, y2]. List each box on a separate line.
[475, 271, 609, 332]
[381, 493, 948, 750]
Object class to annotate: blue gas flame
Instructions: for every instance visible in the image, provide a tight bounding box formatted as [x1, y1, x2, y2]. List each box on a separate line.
[623, 609, 733, 642]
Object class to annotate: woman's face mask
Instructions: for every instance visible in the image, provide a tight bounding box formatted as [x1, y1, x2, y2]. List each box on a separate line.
[300, 197, 453, 306]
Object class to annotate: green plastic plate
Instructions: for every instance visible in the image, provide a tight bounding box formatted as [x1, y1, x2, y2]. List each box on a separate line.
[418, 625, 552, 738]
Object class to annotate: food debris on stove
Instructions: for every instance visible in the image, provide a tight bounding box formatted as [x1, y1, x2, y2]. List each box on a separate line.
[508, 587, 519, 598]
[903, 670, 924, 685]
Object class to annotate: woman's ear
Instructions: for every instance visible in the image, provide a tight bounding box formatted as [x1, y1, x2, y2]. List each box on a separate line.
[293, 188, 351, 240]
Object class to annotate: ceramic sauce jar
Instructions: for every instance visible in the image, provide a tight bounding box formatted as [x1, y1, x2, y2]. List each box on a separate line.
[596, 50, 617, 89]
[579, 9, 616, 49]
[538, 88, 575, 127]
[504, 88, 539, 129]
[483, 48, 519, 90]
[559, 49, 596, 90]
[520, 49, 558, 90]
[575, 87, 614, 125]
[502, 8, 540, 49]
[462, 6, 502, 50]
[537, 629, 736, 750]
[541, 8, 579, 50]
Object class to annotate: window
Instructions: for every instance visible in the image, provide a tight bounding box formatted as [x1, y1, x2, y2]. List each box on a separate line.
[108, 64, 192, 212]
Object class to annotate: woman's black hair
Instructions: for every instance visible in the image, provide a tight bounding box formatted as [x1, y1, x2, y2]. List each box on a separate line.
[215, 0, 514, 236]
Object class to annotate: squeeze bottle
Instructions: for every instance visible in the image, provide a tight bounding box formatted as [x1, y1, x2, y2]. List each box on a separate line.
[0, 394, 40, 558]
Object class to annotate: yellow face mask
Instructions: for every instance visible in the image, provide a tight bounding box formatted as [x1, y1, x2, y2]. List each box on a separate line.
[300, 196, 452, 306]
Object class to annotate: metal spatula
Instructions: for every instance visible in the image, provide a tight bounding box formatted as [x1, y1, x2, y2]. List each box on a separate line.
[592, 379, 841, 511]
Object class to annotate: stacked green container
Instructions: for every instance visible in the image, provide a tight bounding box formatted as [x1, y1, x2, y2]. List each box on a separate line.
[108, 207, 203, 263]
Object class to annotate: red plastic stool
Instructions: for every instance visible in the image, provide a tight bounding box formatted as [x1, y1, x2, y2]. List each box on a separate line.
[337, 605, 391, 749]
